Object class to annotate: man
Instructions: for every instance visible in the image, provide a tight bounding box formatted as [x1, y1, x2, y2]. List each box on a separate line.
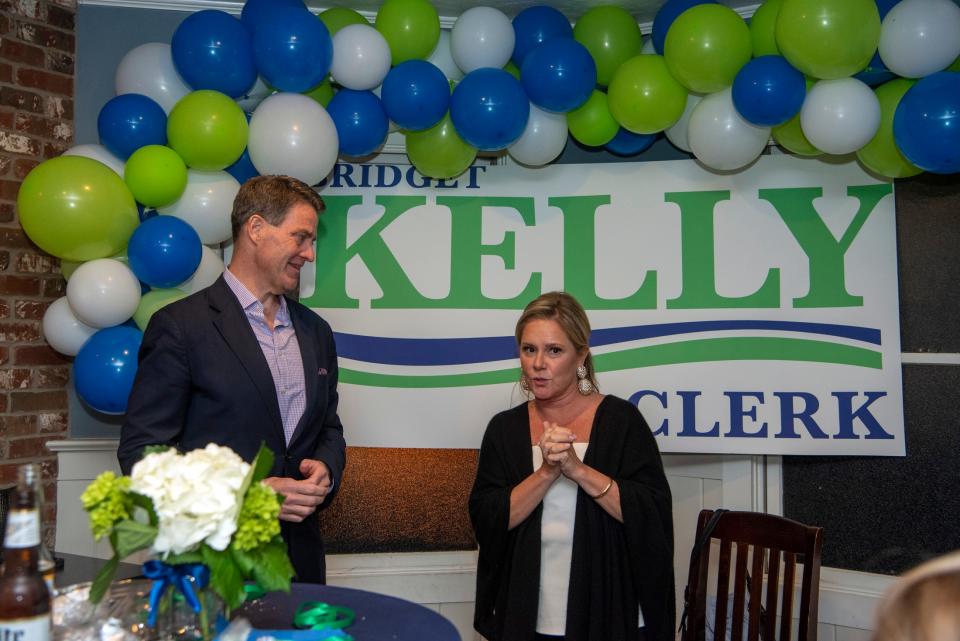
[118, 175, 346, 583]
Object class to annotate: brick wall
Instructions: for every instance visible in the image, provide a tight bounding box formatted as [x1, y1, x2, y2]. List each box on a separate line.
[0, 0, 75, 550]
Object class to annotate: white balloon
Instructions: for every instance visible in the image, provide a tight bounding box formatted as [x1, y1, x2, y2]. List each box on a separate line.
[879, 0, 960, 78]
[641, 37, 656, 55]
[42, 297, 97, 356]
[800, 78, 881, 155]
[62, 144, 125, 177]
[248, 93, 339, 186]
[114, 42, 191, 114]
[451, 7, 515, 74]
[177, 245, 225, 295]
[665, 93, 704, 153]
[66, 259, 141, 329]
[427, 30, 464, 84]
[688, 88, 771, 171]
[157, 170, 240, 245]
[330, 24, 392, 90]
[508, 104, 568, 166]
[236, 75, 274, 113]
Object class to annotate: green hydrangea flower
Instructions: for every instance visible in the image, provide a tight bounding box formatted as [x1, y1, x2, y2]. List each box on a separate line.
[232, 482, 282, 552]
[81, 472, 132, 540]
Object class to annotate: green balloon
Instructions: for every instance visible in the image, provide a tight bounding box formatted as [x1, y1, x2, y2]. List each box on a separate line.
[773, 114, 820, 156]
[664, 4, 752, 94]
[61, 260, 81, 280]
[567, 90, 619, 147]
[750, 0, 782, 57]
[405, 114, 477, 179]
[608, 55, 687, 134]
[17, 156, 139, 261]
[304, 77, 335, 108]
[948, 54, 960, 72]
[857, 79, 921, 179]
[319, 7, 368, 35]
[573, 5, 643, 87]
[124, 145, 188, 208]
[776, 0, 880, 79]
[134, 289, 187, 331]
[167, 90, 248, 171]
[503, 61, 521, 81]
[375, 0, 440, 64]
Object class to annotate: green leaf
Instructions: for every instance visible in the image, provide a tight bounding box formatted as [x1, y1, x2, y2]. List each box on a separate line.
[142, 444, 174, 457]
[164, 550, 204, 565]
[250, 538, 294, 593]
[230, 546, 255, 576]
[129, 491, 159, 526]
[89, 556, 120, 604]
[249, 443, 274, 484]
[202, 545, 246, 610]
[113, 519, 157, 557]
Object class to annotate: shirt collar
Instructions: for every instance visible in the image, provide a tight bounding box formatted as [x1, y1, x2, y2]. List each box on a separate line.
[223, 268, 291, 327]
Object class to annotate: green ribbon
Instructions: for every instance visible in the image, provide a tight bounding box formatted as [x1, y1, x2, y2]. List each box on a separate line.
[293, 601, 356, 631]
[243, 582, 266, 601]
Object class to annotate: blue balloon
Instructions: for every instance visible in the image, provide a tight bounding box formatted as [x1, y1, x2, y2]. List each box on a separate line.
[512, 5, 573, 67]
[171, 10, 257, 98]
[732, 55, 806, 127]
[97, 94, 167, 160]
[605, 129, 658, 156]
[894, 72, 960, 174]
[450, 68, 530, 151]
[253, 7, 332, 93]
[241, 0, 305, 32]
[381, 60, 450, 132]
[327, 90, 389, 157]
[855, 51, 896, 87]
[127, 215, 203, 288]
[875, 0, 900, 20]
[652, 0, 719, 54]
[74, 326, 143, 415]
[521, 38, 596, 113]
[226, 147, 260, 184]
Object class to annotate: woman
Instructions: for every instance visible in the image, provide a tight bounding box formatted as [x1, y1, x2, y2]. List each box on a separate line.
[469, 292, 675, 641]
[872, 551, 960, 641]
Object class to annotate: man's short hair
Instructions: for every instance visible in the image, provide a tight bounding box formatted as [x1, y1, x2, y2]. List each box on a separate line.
[231, 175, 325, 240]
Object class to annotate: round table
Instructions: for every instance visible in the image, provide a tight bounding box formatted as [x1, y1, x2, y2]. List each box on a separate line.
[235, 582, 462, 641]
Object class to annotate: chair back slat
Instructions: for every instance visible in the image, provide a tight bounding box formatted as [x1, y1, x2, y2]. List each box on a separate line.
[680, 510, 823, 641]
[765, 548, 782, 641]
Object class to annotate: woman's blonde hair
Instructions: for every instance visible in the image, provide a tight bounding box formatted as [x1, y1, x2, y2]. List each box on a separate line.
[515, 291, 598, 392]
[872, 551, 960, 641]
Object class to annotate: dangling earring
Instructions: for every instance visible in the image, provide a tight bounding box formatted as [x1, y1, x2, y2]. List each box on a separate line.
[520, 375, 531, 394]
[577, 365, 594, 395]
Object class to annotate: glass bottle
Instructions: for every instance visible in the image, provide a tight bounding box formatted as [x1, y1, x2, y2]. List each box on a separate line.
[23, 465, 55, 593]
[0, 464, 52, 640]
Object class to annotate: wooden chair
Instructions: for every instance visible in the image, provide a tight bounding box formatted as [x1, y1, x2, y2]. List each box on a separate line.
[680, 509, 824, 641]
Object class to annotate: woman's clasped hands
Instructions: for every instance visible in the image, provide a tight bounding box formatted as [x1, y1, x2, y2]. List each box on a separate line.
[538, 420, 583, 477]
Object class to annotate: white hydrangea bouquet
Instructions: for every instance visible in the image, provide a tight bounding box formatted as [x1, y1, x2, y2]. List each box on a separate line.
[80, 443, 294, 620]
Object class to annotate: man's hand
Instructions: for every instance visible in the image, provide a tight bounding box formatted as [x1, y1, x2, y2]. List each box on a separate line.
[263, 459, 332, 522]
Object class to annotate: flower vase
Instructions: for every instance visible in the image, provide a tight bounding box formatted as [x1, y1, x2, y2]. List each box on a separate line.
[147, 577, 225, 640]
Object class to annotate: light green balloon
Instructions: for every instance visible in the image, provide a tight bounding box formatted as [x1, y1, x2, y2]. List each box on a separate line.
[405, 114, 477, 179]
[304, 77, 335, 108]
[608, 55, 687, 134]
[124, 145, 188, 208]
[857, 79, 922, 179]
[134, 289, 187, 331]
[773, 114, 820, 156]
[503, 61, 521, 81]
[573, 5, 643, 87]
[319, 7, 368, 35]
[664, 4, 752, 94]
[375, 0, 440, 64]
[17, 156, 138, 261]
[61, 260, 81, 280]
[750, 0, 782, 57]
[948, 55, 960, 72]
[776, 0, 880, 79]
[567, 90, 619, 147]
[167, 90, 248, 171]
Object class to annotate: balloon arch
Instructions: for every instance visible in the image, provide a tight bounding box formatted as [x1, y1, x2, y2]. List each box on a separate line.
[17, 0, 960, 413]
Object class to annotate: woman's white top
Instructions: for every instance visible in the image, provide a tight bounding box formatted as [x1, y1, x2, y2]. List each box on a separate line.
[532, 443, 645, 635]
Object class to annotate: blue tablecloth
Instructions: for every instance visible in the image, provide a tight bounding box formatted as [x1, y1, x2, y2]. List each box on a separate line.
[235, 583, 461, 641]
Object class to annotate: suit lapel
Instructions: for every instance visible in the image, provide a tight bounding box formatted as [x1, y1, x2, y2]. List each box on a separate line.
[287, 300, 318, 447]
[207, 277, 285, 441]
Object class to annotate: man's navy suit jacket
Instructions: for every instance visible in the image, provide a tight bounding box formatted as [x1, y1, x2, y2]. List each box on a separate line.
[118, 275, 347, 583]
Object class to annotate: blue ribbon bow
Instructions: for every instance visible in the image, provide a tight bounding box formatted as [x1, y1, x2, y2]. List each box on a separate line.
[142, 560, 210, 627]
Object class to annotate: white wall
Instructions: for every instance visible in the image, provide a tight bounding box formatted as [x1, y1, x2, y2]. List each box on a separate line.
[49, 440, 889, 641]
